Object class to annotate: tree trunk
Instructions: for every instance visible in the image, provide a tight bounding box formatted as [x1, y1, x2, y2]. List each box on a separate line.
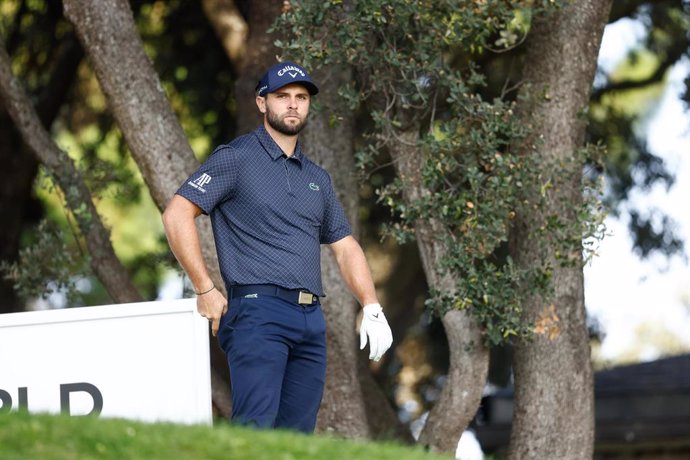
[302, 64, 408, 441]
[233, 0, 283, 135]
[62, 0, 231, 417]
[201, 0, 248, 72]
[391, 127, 489, 454]
[507, 1, 612, 458]
[0, 44, 142, 304]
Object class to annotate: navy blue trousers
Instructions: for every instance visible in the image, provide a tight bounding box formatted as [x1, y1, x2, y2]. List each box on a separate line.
[217, 294, 327, 433]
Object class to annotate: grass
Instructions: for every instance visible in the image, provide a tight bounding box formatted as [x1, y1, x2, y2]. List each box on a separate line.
[0, 411, 453, 460]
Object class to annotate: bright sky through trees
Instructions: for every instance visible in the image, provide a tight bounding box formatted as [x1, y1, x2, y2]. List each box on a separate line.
[585, 18, 690, 363]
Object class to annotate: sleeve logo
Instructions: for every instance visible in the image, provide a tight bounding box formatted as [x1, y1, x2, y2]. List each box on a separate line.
[188, 173, 212, 193]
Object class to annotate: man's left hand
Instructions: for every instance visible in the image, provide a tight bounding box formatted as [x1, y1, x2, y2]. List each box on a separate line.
[359, 303, 393, 361]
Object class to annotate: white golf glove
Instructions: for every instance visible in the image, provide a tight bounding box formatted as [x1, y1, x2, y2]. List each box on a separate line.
[359, 303, 393, 362]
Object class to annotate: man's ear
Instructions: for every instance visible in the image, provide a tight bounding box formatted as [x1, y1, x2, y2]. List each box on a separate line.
[256, 95, 266, 113]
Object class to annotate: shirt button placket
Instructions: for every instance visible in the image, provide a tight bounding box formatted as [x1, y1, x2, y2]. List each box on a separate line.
[283, 157, 296, 197]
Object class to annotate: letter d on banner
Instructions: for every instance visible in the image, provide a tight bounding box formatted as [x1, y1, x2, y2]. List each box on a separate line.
[60, 383, 103, 416]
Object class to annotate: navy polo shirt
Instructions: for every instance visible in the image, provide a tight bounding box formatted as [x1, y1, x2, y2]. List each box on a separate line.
[176, 125, 352, 296]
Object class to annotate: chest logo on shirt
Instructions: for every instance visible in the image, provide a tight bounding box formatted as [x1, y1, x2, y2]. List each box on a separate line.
[309, 183, 320, 191]
[189, 173, 212, 193]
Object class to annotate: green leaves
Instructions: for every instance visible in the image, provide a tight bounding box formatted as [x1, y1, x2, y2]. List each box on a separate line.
[0, 220, 92, 306]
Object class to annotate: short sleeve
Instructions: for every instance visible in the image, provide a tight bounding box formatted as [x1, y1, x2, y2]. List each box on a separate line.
[176, 146, 238, 214]
[319, 174, 352, 244]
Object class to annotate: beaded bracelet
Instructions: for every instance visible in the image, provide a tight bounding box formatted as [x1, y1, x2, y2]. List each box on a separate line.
[195, 285, 216, 296]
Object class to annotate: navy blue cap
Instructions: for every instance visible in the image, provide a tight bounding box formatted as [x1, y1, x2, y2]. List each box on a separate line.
[255, 61, 319, 97]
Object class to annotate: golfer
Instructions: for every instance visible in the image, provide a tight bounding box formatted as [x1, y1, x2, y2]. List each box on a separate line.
[162, 61, 393, 433]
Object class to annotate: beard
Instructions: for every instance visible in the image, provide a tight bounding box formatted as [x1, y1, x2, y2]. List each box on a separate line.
[266, 106, 308, 136]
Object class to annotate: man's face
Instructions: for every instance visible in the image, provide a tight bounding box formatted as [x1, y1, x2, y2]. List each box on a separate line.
[257, 83, 311, 136]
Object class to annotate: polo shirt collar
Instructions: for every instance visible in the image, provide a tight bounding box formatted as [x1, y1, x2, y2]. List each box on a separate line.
[255, 125, 304, 166]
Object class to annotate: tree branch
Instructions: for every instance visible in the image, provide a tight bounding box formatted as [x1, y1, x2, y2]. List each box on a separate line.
[0, 43, 143, 304]
[607, 0, 654, 23]
[592, 36, 690, 102]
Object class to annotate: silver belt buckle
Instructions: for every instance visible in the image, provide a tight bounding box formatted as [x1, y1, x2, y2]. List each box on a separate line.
[298, 291, 314, 305]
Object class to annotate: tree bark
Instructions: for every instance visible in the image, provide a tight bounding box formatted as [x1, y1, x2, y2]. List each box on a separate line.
[507, 1, 613, 458]
[0, 44, 142, 304]
[62, 0, 231, 417]
[391, 127, 489, 454]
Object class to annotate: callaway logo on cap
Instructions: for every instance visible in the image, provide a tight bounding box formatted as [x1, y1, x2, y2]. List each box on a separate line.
[255, 61, 319, 97]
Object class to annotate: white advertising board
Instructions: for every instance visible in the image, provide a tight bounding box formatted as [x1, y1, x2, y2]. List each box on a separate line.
[0, 298, 212, 425]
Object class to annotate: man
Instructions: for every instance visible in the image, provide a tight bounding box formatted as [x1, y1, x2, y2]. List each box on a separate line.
[162, 61, 393, 433]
